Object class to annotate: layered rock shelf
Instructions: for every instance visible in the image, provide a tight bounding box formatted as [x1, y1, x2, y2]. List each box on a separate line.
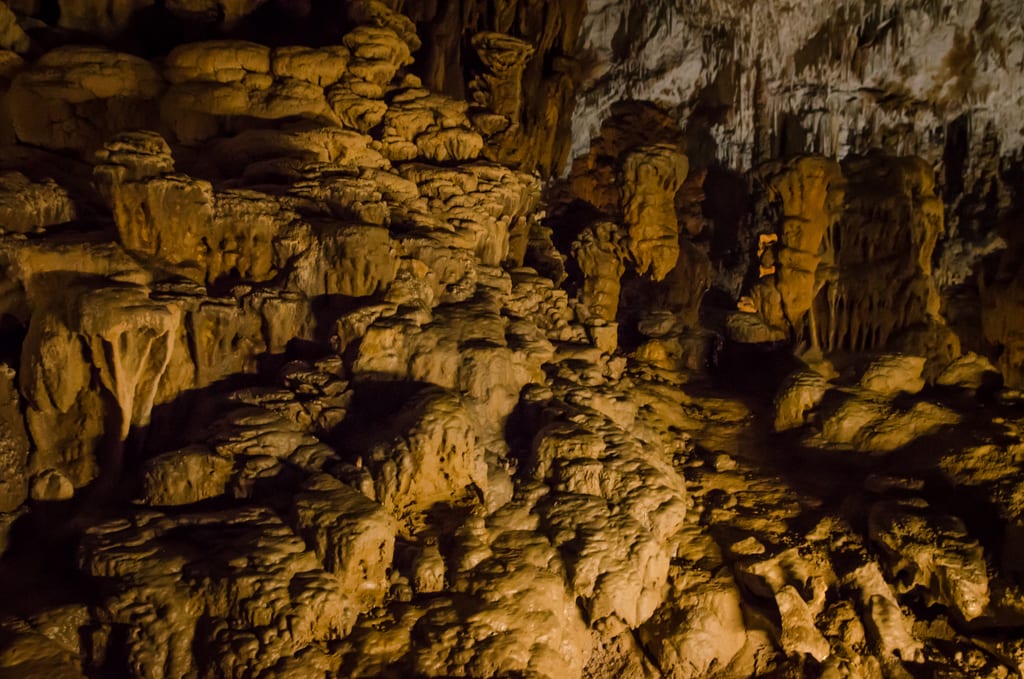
[0, 1, 1022, 678]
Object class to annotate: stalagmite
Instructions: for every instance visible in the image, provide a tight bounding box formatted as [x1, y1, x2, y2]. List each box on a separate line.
[753, 156, 844, 343]
[0, 2, 1020, 678]
[469, 31, 535, 160]
[621, 143, 689, 281]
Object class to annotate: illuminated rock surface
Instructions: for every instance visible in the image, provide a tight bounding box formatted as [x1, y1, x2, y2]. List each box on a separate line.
[0, 2, 1021, 678]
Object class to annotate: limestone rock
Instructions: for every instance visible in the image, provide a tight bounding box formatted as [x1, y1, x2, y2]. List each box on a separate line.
[347, 281, 547, 453]
[937, 443, 1024, 572]
[826, 530, 926, 667]
[573, 0, 1024, 181]
[890, 319, 962, 380]
[79, 507, 357, 678]
[163, 40, 271, 85]
[397, 161, 539, 268]
[164, 0, 268, 28]
[571, 220, 626, 324]
[859, 354, 927, 397]
[0, 50, 22, 144]
[411, 542, 445, 594]
[177, 294, 271, 387]
[469, 32, 534, 126]
[622, 236, 712, 336]
[210, 125, 386, 177]
[749, 156, 844, 342]
[775, 584, 832, 660]
[77, 283, 180, 439]
[208, 190, 296, 282]
[340, 495, 593, 679]
[0, 508, 21, 556]
[10, 47, 163, 153]
[358, 387, 488, 533]
[814, 388, 959, 453]
[19, 279, 180, 490]
[381, 88, 483, 162]
[271, 46, 350, 87]
[326, 81, 387, 132]
[412, 0, 584, 174]
[291, 222, 397, 297]
[98, 165, 215, 279]
[936, 352, 1001, 390]
[869, 499, 990, 621]
[774, 368, 829, 432]
[569, 102, 683, 215]
[140, 444, 234, 506]
[29, 469, 74, 501]
[342, 26, 412, 87]
[0, 629, 84, 678]
[734, 545, 836, 661]
[621, 143, 688, 281]
[138, 360, 347, 507]
[92, 130, 176, 184]
[96, 132, 315, 286]
[0, 6, 1019, 678]
[637, 571, 747, 678]
[0, 173, 76, 233]
[469, 31, 535, 160]
[507, 267, 581, 343]
[0, 46, 18, 76]
[980, 238, 1024, 388]
[0, 1, 28, 53]
[0, 363, 28, 512]
[289, 474, 396, 609]
[818, 155, 947, 353]
[726, 308, 787, 345]
[162, 41, 340, 143]
[347, 0, 421, 53]
[204, 402, 324, 466]
[57, 0, 151, 37]
[16, 303, 110, 493]
[525, 380, 688, 628]
[728, 153, 950, 355]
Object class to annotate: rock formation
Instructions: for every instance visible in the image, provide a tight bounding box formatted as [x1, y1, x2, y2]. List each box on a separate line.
[0, 1, 1021, 679]
[745, 156, 844, 346]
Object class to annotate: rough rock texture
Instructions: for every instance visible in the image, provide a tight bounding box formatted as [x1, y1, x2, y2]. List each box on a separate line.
[559, 101, 712, 368]
[869, 498, 990, 621]
[743, 156, 845, 345]
[773, 355, 961, 453]
[730, 152, 954, 363]
[409, 0, 586, 175]
[621, 144, 688, 281]
[338, 496, 593, 679]
[79, 506, 360, 678]
[573, 0, 1024, 168]
[0, 173, 76, 233]
[574, 0, 1024, 385]
[0, 364, 28, 513]
[9, 47, 163, 153]
[821, 155, 948, 355]
[571, 220, 626, 324]
[19, 277, 178, 491]
[0, 3, 1021, 679]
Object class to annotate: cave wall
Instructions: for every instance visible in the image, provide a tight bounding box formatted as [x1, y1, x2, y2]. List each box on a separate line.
[571, 0, 1024, 375]
[0, 1, 1023, 678]
[573, 0, 1024, 170]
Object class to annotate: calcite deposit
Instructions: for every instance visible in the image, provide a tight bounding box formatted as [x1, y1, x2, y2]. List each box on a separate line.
[0, 1, 1022, 678]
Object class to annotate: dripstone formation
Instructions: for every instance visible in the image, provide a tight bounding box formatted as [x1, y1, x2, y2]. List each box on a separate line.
[0, 1, 1023, 678]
